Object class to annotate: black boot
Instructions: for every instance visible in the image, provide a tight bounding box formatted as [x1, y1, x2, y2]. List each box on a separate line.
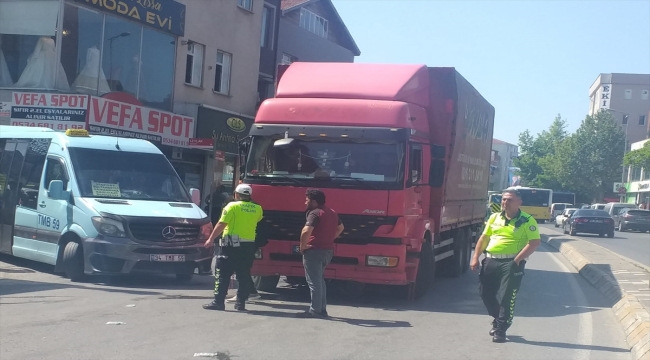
[234, 300, 246, 311]
[492, 330, 506, 343]
[203, 299, 225, 310]
[489, 320, 497, 336]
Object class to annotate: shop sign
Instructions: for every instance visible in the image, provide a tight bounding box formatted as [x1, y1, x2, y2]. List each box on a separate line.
[196, 106, 253, 154]
[613, 182, 626, 193]
[87, 96, 194, 147]
[10, 92, 88, 131]
[73, 0, 186, 36]
[188, 138, 213, 150]
[0, 102, 10, 118]
[633, 181, 650, 192]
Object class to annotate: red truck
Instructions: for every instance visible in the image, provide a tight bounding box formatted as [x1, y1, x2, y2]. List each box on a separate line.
[239, 62, 495, 298]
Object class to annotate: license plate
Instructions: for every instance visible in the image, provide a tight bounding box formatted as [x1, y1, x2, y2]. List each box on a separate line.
[292, 245, 300, 254]
[590, 220, 603, 223]
[150, 254, 186, 262]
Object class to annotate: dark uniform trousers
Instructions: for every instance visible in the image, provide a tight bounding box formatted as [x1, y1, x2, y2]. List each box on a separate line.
[479, 257, 526, 331]
[214, 242, 256, 304]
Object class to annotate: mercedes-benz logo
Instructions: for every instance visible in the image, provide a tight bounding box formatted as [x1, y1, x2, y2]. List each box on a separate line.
[162, 226, 177, 239]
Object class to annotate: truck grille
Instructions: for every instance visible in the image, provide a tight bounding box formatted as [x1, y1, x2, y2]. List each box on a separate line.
[128, 222, 200, 245]
[261, 211, 399, 244]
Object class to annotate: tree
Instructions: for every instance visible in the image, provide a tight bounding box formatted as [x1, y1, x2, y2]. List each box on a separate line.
[514, 114, 568, 188]
[552, 111, 626, 202]
[623, 141, 650, 172]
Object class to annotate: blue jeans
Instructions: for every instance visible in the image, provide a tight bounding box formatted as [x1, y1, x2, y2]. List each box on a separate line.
[302, 249, 333, 313]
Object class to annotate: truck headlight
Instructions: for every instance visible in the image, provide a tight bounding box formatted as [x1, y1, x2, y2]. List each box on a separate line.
[91, 217, 126, 237]
[366, 256, 398, 267]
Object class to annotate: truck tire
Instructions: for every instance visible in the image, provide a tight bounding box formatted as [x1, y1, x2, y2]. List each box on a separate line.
[414, 241, 435, 299]
[253, 275, 280, 292]
[62, 241, 85, 282]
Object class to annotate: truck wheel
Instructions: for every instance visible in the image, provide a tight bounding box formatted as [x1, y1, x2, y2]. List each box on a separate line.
[414, 241, 435, 299]
[253, 275, 280, 292]
[62, 241, 85, 282]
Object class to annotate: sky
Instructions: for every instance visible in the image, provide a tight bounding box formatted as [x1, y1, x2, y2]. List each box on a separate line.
[331, 0, 650, 145]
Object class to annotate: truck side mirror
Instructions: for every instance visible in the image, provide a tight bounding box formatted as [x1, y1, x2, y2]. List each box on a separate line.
[189, 188, 201, 206]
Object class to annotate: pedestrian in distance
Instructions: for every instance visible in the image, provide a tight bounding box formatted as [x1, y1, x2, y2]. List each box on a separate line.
[470, 188, 541, 343]
[297, 189, 344, 318]
[203, 184, 263, 311]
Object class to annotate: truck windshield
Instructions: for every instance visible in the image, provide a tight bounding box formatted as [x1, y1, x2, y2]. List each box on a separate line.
[245, 136, 404, 189]
[68, 147, 190, 202]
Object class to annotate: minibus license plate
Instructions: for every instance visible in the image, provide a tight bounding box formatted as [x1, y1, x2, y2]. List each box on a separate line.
[150, 254, 185, 262]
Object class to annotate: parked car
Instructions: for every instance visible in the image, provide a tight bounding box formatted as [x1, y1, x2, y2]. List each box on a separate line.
[563, 209, 615, 238]
[590, 203, 606, 210]
[616, 209, 650, 232]
[555, 208, 578, 228]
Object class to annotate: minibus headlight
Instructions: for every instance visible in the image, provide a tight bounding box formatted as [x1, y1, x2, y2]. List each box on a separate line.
[91, 217, 126, 238]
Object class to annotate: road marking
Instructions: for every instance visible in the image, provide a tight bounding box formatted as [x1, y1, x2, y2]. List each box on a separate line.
[545, 248, 593, 360]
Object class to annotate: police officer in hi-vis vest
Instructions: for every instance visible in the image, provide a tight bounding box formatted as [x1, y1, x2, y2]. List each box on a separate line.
[470, 188, 541, 342]
[203, 184, 263, 311]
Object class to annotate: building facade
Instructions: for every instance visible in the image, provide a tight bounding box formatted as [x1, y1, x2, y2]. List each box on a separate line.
[0, 0, 266, 202]
[277, 0, 360, 66]
[588, 73, 650, 145]
[491, 139, 519, 191]
[624, 138, 650, 207]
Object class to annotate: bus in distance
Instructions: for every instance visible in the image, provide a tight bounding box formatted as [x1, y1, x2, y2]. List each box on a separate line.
[506, 186, 553, 223]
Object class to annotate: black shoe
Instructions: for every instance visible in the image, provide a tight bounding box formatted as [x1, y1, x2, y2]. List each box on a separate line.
[203, 300, 225, 310]
[295, 310, 321, 318]
[322, 310, 329, 318]
[489, 320, 497, 336]
[492, 331, 506, 343]
[234, 302, 246, 311]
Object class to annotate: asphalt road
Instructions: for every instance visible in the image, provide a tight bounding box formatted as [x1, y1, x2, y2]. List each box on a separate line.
[543, 223, 650, 267]
[0, 244, 633, 360]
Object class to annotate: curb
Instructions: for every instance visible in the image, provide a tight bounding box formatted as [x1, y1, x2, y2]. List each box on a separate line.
[542, 234, 650, 360]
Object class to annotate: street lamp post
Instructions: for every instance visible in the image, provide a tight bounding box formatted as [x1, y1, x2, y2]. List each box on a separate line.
[108, 32, 131, 88]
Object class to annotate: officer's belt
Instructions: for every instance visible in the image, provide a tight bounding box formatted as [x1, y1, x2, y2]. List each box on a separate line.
[486, 253, 517, 259]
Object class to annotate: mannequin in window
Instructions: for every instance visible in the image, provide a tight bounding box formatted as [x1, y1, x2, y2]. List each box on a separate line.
[72, 46, 110, 95]
[15, 37, 70, 90]
[0, 36, 13, 86]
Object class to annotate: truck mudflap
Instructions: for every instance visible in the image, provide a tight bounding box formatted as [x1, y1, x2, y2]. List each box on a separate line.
[252, 240, 411, 285]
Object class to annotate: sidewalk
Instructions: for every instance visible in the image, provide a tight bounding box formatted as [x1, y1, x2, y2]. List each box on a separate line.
[540, 227, 650, 360]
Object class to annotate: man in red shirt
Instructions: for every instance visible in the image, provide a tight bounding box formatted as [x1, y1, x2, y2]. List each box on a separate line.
[297, 189, 344, 318]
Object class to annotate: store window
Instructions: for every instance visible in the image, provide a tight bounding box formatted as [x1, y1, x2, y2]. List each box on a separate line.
[138, 28, 175, 110]
[0, 0, 67, 90]
[101, 16, 142, 96]
[61, 4, 105, 95]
